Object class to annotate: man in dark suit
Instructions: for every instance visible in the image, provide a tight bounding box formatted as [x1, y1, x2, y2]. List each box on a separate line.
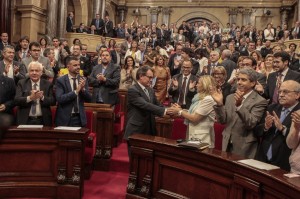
[290, 21, 300, 39]
[89, 50, 120, 105]
[220, 49, 236, 81]
[262, 51, 300, 104]
[103, 15, 114, 37]
[255, 80, 300, 171]
[168, 43, 183, 76]
[201, 50, 220, 76]
[110, 43, 121, 66]
[239, 41, 256, 56]
[212, 68, 268, 158]
[0, 45, 26, 84]
[14, 62, 56, 125]
[71, 44, 91, 77]
[55, 56, 92, 127]
[66, 12, 74, 32]
[76, 23, 88, 33]
[124, 66, 176, 154]
[90, 14, 104, 35]
[168, 60, 197, 109]
[0, 32, 10, 53]
[0, 74, 15, 138]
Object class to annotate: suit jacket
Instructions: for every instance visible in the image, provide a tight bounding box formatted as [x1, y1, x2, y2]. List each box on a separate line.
[214, 91, 268, 158]
[0, 60, 26, 84]
[210, 34, 221, 46]
[289, 59, 300, 73]
[55, 75, 92, 127]
[66, 16, 74, 32]
[264, 69, 300, 100]
[168, 74, 198, 109]
[89, 62, 120, 105]
[90, 18, 104, 33]
[79, 56, 91, 77]
[168, 53, 181, 76]
[110, 50, 121, 65]
[0, 74, 16, 114]
[76, 28, 88, 33]
[21, 56, 54, 78]
[103, 20, 114, 37]
[124, 83, 165, 140]
[220, 59, 236, 81]
[255, 103, 300, 171]
[14, 78, 56, 126]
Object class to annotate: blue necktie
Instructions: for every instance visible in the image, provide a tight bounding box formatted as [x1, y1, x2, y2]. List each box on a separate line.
[266, 108, 290, 160]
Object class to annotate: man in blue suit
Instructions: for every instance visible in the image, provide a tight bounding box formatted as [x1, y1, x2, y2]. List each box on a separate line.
[55, 56, 92, 127]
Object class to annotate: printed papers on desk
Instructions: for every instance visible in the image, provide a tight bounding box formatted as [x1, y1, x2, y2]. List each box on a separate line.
[54, 126, 81, 131]
[237, 159, 280, 170]
[177, 140, 210, 150]
[17, 125, 43, 128]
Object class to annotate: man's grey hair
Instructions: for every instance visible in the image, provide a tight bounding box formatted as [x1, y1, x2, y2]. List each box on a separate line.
[238, 68, 257, 82]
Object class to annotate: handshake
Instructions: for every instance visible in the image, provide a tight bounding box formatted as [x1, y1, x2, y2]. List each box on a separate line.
[165, 103, 183, 117]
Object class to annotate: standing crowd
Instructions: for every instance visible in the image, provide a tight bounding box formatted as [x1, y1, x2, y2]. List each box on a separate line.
[1, 15, 300, 174]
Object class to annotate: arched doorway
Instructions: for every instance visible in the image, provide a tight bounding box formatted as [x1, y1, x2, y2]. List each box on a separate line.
[186, 17, 212, 28]
[176, 11, 224, 28]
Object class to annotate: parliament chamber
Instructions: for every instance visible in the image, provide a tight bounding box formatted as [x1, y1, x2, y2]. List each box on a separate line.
[1, 0, 300, 198]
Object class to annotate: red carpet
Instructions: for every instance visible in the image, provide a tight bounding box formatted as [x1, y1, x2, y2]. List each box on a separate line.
[83, 142, 129, 199]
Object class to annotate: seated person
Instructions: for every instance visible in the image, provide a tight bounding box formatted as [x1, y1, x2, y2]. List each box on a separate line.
[76, 23, 88, 33]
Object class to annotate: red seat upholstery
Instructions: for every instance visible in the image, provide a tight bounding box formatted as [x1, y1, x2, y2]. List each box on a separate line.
[113, 103, 125, 147]
[214, 122, 225, 150]
[171, 118, 187, 140]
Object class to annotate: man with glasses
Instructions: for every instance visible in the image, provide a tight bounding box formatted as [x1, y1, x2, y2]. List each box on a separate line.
[255, 80, 300, 171]
[263, 51, 300, 104]
[89, 50, 120, 105]
[124, 66, 177, 155]
[21, 42, 54, 79]
[211, 68, 268, 158]
[71, 44, 91, 77]
[168, 60, 197, 109]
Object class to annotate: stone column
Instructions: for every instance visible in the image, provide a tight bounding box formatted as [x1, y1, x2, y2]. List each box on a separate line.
[57, 0, 67, 38]
[161, 7, 172, 26]
[227, 7, 238, 24]
[117, 6, 127, 23]
[149, 7, 160, 25]
[0, 0, 11, 38]
[93, 0, 101, 17]
[280, 7, 291, 27]
[46, 0, 58, 39]
[298, 0, 300, 21]
[100, 0, 106, 18]
[241, 8, 253, 25]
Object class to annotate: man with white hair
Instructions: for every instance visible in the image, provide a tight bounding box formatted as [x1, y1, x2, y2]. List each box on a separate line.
[14, 61, 56, 125]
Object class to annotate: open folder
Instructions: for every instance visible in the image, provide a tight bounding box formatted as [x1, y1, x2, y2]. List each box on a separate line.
[177, 140, 210, 150]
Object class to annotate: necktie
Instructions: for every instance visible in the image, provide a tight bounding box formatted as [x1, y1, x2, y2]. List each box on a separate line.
[22, 51, 26, 59]
[144, 88, 150, 100]
[31, 83, 37, 115]
[72, 78, 79, 113]
[266, 108, 290, 160]
[96, 20, 99, 29]
[178, 77, 187, 105]
[272, 73, 282, 104]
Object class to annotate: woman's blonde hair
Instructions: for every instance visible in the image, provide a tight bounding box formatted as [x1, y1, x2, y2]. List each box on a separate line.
[198, 75, 216, 100]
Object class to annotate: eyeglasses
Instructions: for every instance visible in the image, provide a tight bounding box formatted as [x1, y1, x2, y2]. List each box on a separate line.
[278, 90, 299, 95]
[145, 75, 153, 80]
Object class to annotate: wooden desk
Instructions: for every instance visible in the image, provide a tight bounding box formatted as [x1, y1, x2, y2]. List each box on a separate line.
[0, 127, 89, 199]
[127, 134, 300, 199]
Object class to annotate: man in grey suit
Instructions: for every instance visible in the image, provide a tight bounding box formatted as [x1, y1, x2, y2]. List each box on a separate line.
[89, 50, 120, 105]
[21, 42, 54, 79]
[0, 45, 26, 84]
[211, 68, 268, 158]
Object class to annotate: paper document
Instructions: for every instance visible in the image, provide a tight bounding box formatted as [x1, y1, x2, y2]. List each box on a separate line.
[54, 126, 81, 131]
[17, 125, 43, 128]
[237, 159, 280, 170]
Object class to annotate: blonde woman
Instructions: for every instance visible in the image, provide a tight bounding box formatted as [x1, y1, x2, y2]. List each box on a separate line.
[173, 75, 217, 148]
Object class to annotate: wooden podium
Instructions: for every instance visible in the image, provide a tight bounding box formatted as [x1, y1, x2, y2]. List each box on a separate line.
[0, 126, 89, 199]
[127, 134, 300, 199]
